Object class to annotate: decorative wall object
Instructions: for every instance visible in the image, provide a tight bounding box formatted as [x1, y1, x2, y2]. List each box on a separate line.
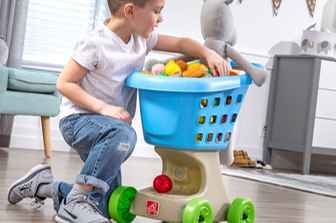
[237, 0, 316, 18]
[306, 0, 316, 17]
[273, 0, 283, 16]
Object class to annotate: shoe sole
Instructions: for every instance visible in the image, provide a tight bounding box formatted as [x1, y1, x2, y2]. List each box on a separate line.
[7, 163, 51, 204]
[55, 215, 109, 223]
[55, 215, 70, 223]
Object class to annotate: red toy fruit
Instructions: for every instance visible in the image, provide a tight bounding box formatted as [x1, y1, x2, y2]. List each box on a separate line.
[153, 174, 173, 193]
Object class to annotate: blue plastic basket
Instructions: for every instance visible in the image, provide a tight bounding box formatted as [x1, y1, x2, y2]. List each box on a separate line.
[126, 61, 255, 151]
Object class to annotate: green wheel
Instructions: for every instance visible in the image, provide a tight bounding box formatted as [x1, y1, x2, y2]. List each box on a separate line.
[227, 197, 255, 223]
[108, 186, 137, 223]
[182, 198, 213, 223]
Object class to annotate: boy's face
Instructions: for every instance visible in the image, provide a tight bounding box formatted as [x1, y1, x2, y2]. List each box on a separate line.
[133, 0, 165, 38]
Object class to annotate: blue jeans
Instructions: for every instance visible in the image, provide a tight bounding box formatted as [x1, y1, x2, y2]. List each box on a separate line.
[53, 113, 137, 218]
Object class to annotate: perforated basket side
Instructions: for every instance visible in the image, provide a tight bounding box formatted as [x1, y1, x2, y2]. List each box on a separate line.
[139, 85, 249, 150]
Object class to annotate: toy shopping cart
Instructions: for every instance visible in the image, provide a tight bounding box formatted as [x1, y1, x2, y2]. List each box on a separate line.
[108, 61, 259, 223]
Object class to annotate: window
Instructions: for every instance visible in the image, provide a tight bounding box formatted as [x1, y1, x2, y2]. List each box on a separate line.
[22, 0, 110, 70]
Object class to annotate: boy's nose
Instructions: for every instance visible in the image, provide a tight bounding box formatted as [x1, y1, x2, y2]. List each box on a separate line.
[158, 15, 163, 23]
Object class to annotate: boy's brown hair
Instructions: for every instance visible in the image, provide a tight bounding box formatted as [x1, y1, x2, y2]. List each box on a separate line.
[107, 0, 150, 15]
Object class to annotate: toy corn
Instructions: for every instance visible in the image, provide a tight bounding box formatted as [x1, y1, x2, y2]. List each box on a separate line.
[182, 64, 208, 78]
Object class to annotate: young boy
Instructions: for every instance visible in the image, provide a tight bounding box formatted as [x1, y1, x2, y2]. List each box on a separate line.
[7, 0, 230, 222]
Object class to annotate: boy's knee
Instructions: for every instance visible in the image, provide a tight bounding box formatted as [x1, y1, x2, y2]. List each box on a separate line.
[124, 124, 137, 147]
[114, 122, 137, 150]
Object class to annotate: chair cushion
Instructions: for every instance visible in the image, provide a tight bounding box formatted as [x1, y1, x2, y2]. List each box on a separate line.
[8, 68, 58, 93]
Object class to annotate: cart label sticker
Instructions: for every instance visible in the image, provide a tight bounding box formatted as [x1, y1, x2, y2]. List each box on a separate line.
[146, 200, 160, 216]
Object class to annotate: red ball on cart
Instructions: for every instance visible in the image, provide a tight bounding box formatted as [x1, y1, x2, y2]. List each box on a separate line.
[153, 174, 173, 193]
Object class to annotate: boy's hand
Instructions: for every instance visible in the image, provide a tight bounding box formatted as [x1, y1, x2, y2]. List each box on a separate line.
[205, 50, 230, 77]
[100, 104, 132, 125]
[154, 35, 230, 77]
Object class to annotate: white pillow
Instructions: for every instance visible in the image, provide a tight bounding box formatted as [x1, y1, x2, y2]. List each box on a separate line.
[0, 36, 9, 65]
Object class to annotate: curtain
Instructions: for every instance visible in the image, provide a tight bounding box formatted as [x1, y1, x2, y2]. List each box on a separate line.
[0, 0, 29, 147]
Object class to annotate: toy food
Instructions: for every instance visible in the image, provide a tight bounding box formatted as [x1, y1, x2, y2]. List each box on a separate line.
[182, 64, 208, 78]
[151, 63, 166, 75]
[229, 70, 239, 76]
[165, 60, 182, 76]
[153, 174, 173, 193]
[225, 133, 231, 142]
[170, 72, 182, 77]
[196, 133, 202, 142]
[175, 60, 188, 71]
[187, 62, 201, 70]
[226, 96, 232, 105]
[207, 133, 213, 142]
[141, 59, 239, 79]
[198, 116, 205, 124]
[201, 70, 214, 78]
[201, 99, 208, 108]
[157, 72, 168, 76]
[141, 70, 152, 75]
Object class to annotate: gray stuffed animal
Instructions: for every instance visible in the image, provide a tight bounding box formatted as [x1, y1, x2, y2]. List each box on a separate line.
[146, 0, 268, 87]
[200, 0, 268, 87]
[200, 0, 268, 166]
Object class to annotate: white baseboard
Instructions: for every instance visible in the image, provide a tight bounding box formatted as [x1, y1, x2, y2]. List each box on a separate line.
[9, 123, 158, 157]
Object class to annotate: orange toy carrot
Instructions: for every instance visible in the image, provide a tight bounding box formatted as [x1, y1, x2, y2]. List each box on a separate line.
[182, 64, 208, 78]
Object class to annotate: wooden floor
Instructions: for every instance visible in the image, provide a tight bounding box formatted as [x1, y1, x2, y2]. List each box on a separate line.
[1, 147, 335, 223]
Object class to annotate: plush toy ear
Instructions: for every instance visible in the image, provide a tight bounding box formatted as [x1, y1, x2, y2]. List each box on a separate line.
[225, 0, 234, 4]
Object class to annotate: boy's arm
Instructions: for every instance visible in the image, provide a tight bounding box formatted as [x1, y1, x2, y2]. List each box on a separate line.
[153, 34, 229, 76]
[57, 59, 132, 124]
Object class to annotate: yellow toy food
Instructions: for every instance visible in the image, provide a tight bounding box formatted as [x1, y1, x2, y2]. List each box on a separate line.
[187, 62, 201, 70]
[201, 99, 208, 108]
[182, 64, 208, 78]
[165, 60, 181, 76]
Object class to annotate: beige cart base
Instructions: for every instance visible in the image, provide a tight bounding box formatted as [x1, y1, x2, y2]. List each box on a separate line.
[129, 146, 231, 222]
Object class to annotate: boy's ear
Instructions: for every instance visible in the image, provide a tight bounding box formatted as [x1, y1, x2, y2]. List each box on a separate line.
[124, 3, 135, 19]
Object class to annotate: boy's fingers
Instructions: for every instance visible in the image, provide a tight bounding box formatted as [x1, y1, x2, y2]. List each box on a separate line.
[224, 64, 230, 76]
[123, 112, 132, 125]
[209, 60, 230, 77]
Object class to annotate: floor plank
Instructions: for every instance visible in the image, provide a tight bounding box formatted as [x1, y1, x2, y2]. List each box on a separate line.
[0, 148, 335, 222]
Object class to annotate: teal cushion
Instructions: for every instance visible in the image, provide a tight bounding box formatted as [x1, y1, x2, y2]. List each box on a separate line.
[8, 68, 58, 93]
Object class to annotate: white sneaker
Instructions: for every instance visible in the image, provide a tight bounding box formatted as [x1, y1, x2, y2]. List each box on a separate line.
[7, 163, 53, 206]
[256, 160, 273, 169]
[55, 194, 109, 223]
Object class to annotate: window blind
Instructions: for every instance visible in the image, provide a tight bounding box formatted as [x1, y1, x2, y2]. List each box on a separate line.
[22, 0, 110, 70]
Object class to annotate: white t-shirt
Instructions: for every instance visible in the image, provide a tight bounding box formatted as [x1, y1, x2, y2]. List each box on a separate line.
[59, 24, 158, 119]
